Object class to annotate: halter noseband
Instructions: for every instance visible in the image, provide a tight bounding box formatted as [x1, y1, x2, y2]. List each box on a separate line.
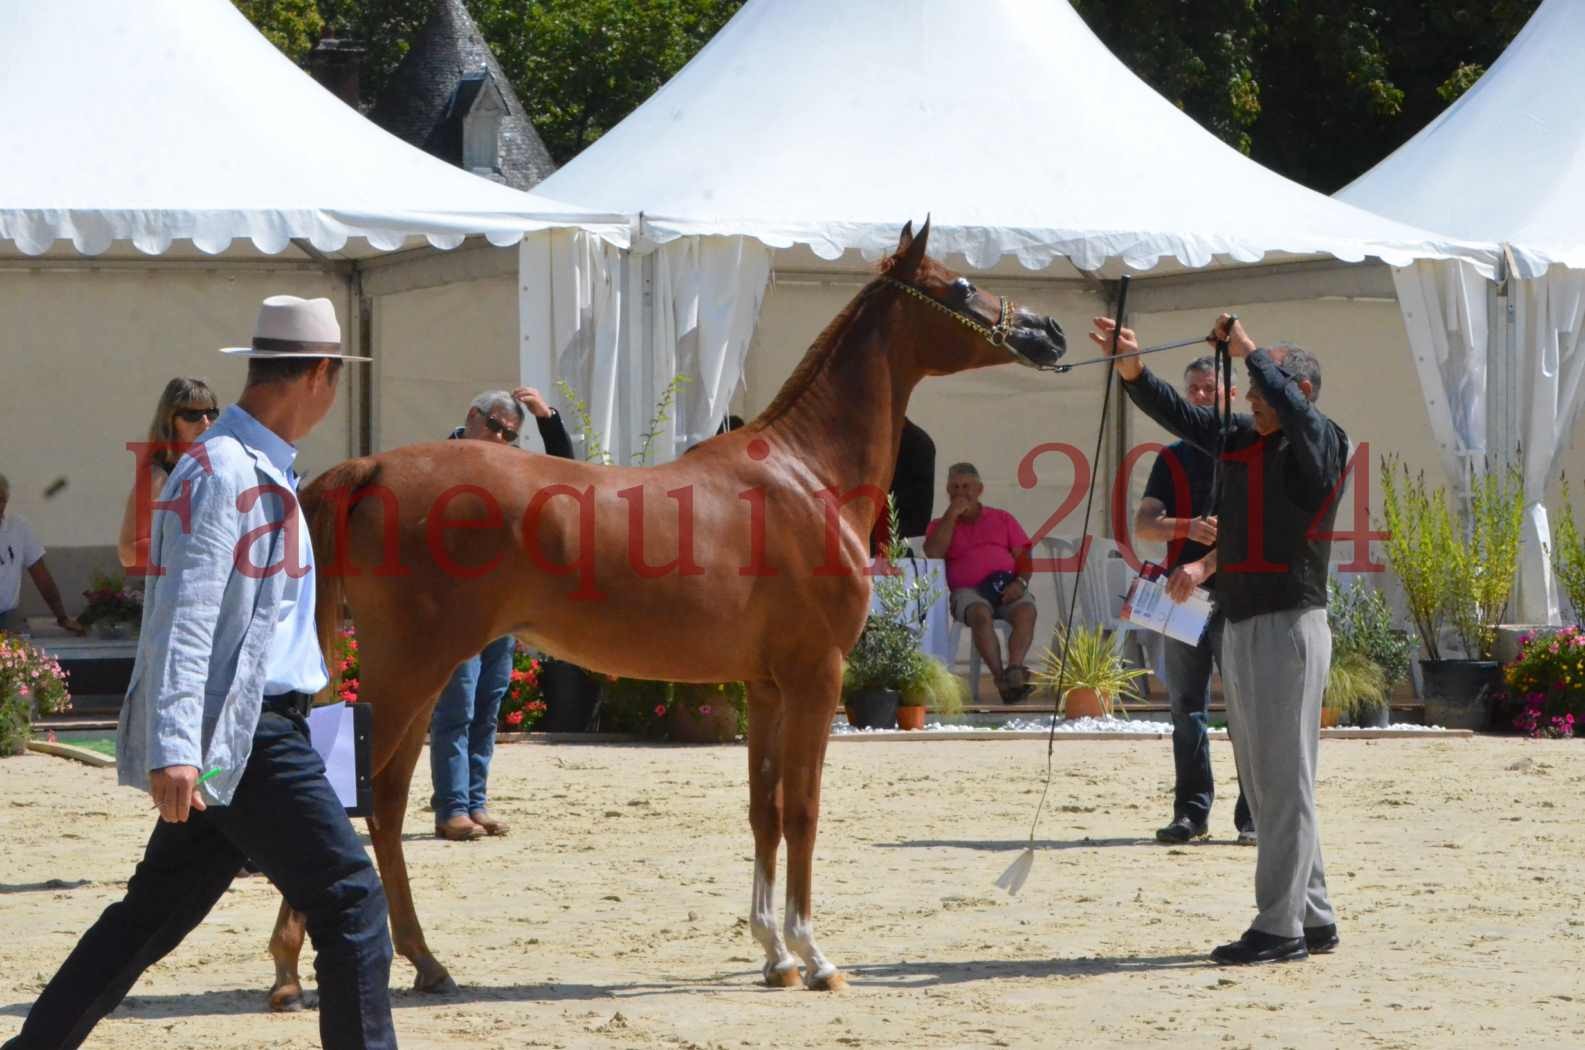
[880, 276, 1067, 372]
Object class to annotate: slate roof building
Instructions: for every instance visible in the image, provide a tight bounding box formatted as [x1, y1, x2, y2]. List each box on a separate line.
[369, 0, 557, 190]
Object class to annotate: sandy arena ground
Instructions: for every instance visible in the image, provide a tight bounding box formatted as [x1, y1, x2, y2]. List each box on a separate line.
[2, 734, 1583, 1049]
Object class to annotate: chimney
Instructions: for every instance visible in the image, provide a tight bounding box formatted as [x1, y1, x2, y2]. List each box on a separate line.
[308, 32, 366, 111]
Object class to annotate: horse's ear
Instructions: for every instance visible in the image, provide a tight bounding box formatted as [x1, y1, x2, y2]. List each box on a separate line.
[896, 220, 914, 254]
[894, 215, 931, 279]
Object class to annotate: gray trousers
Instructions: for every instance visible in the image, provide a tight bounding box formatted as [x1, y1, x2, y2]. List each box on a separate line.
[1220, 608, 1336, 938]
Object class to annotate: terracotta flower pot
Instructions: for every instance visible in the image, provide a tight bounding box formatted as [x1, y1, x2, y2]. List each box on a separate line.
[1319, 708, 1341, 728]
[1063, 688, 1106, 720]
[896, 705, 927, 731]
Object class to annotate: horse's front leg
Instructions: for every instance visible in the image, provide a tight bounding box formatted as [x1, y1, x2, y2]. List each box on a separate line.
[776, 650, 846, 991]
[267, 898, 308, 1011]
[746, 679, 800, 987]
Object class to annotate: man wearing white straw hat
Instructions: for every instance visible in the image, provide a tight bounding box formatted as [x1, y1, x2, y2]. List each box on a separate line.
[5, 297, 395, 1050]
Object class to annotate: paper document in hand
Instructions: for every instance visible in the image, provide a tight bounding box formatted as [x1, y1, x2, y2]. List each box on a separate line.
[1120, 574, 1213, 646]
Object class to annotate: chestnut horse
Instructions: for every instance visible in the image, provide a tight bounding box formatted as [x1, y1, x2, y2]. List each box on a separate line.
[265, 220, 1066, 1004]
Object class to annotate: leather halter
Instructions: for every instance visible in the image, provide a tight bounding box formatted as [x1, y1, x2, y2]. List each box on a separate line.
[880, 276, 1066, 372]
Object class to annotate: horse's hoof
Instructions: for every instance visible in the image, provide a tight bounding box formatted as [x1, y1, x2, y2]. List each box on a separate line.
[268, 985, 304, 1012]
[805, 969, 847, 992]
[414, 971, 458, 995]
[763, 963, 802, 988]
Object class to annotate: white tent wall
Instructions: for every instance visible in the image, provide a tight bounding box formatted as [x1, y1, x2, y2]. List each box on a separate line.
[1496, 267, 1585, 624]
[516, 233, 772, 467]
[372, 276, 523, 451]
[0, 264, 347, 617]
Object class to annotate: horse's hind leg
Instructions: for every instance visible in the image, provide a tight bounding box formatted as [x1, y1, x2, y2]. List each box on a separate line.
[777, 649, 846, 991]
[369, 701, 459, 993]
[745, 678, 800, 987]
[267, 899, 308, 1011]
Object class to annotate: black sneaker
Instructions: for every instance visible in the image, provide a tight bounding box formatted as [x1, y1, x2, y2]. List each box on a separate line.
[1155, 816, 1210, 844]
[1304, 924, 1340, 954]
[1211, 930, 1309, 965]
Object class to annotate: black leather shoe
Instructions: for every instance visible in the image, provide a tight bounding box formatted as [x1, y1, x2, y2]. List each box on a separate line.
[1304, 924, 1340, 953]
[1155, 816, 1210, 844]
[1211, 930, 1309, 965]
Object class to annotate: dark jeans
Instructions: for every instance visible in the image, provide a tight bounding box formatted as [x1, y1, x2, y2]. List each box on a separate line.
[430, 635, 514, 819]
[6, 707, 396, 1050]
[1162, 618, 1252, 831]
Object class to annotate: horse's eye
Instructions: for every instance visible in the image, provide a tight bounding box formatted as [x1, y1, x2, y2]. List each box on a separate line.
[951, 278, 976, 304]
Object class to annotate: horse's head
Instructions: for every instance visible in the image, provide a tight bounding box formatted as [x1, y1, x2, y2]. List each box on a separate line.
[879, 219, 1067, 375]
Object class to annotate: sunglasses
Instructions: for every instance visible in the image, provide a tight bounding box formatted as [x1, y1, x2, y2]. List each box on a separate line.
[174, 407, 220, 424]
[483, 415, 519, 443]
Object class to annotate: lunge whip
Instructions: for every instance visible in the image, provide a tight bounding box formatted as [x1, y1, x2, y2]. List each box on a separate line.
[996, 280, 1235, 895]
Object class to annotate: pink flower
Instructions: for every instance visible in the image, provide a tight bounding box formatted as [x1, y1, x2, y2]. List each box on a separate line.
[698, 704, 713, 716]
[654, 704, 667, 717]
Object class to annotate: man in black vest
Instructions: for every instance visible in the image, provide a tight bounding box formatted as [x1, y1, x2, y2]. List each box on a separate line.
[1135, 358, 1253, 847]
[1095, 313, 1345, 966]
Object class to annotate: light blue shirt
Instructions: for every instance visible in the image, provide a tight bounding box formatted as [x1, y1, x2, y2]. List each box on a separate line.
[224, 407, 329, 696]
[118, 405, 326, 805]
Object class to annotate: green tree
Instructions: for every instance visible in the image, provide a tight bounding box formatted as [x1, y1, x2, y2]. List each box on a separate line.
[473, 0, 743, 163]
[233, 0, 325, 61]
[1072, 0, 1542, 191]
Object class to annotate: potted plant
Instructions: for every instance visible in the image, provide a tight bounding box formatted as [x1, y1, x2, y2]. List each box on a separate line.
[77, 571, 143, 639]
[842, 494, 949, 730]
[1504, 625, 1585, 738]
[1, 633, 72, 756]
[1322, 649, 1387, 728]
[896, 652, 965, 730]
[1032, 624, 1150, 720]
[842, 615, 915, 728]
[664, 681, 747, 743]
[1327, 579, 1415, 727]
[1382, 461, 1522, 729]
[1551, 484, 1585, 627]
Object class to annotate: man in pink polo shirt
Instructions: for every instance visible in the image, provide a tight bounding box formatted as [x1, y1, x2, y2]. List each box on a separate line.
[923, 462, 1037, 701]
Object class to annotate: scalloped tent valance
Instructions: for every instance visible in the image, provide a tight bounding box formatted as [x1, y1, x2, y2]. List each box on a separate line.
[535, 0, 1494, 277]
[0, 0, 629, 258]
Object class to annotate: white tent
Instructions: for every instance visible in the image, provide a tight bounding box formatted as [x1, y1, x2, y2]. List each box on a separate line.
[0, 0, 631, 607]
[529, 0, 1496, 466]
[0, 0, 628, 257]
[1338, 0, 1585, 625]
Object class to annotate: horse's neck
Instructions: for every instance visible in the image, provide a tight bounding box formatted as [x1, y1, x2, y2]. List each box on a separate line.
[771, 325, 917, 495]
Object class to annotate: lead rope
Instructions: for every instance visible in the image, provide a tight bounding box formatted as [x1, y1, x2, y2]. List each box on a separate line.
[995, 275, 1133, 895]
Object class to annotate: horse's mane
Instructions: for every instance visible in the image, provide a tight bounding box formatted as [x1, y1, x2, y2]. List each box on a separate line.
[751, 252, 955, 428]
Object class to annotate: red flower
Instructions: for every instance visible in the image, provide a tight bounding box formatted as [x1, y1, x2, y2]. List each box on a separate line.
[654, 704, 667, 717]
[505, 709, 524, 726]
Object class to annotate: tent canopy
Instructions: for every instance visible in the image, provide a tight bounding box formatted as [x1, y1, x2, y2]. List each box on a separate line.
[0, 0, 628, 257]
[1336, 0, 1585, 278]
[536, 0, 1493, 275]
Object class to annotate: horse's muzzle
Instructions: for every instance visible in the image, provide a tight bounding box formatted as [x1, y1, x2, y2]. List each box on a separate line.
[1007, 311, 1067, 371]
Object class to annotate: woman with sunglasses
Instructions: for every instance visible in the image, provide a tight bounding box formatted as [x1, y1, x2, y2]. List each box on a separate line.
[117, 378, 220, 570]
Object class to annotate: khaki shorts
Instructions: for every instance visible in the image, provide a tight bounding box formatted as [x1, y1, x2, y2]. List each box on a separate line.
[950, 587, 1036, 624]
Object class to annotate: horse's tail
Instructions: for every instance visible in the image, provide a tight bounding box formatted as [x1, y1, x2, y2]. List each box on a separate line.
[302, 458, 383, 703]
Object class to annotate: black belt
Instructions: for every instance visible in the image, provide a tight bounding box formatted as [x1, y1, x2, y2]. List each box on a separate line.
[263, 691, 314, 719]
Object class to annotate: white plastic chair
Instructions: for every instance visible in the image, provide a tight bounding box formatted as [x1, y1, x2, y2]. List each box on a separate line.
[1041, 535, 1160, 678]
[947, 617, 1014, 702]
